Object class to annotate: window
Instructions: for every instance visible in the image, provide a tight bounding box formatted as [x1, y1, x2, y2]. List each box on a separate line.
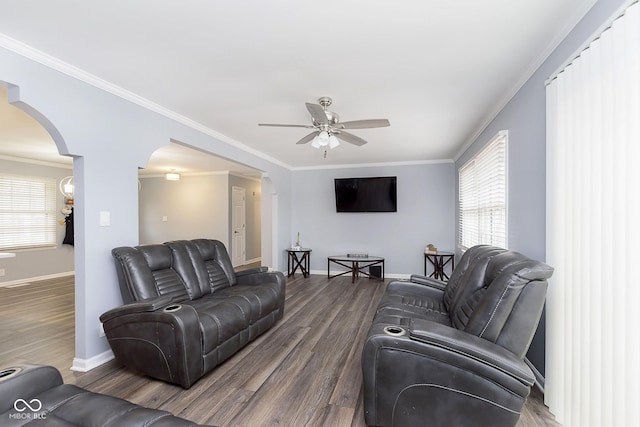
[0, 173, 57, 250]
[458, 131, 507, 249]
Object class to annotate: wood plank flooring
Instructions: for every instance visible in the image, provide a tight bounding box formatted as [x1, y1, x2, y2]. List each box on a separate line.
[0, 274, 561, 426]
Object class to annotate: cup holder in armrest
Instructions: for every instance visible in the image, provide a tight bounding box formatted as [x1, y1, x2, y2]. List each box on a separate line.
[163, 304, 182, 313]
[383, 326, 406, 337]
[0, 367, 22, 381]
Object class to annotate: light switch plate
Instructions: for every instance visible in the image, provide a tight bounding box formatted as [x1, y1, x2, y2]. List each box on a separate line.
[99, 211, 110, 226]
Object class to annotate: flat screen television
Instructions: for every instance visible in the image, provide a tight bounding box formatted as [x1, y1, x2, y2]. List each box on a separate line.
[334, 176, 397, 212]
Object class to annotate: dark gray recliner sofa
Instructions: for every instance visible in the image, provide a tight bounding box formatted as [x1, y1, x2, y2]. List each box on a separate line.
[100, 239, 285, 388]
[0, 364, 213, 426]
[362, 245, 553, 427]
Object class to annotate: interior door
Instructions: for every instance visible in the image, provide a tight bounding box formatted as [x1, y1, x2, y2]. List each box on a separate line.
[231, 186, 246, 267]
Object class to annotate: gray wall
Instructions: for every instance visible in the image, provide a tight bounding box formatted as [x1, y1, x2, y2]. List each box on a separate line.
[138, 173, 229, 246]
[455, 0, 627, 378]
[0, 158, 75, 283]
[1, 46, 293, 368]
[291, 162, 455, 276]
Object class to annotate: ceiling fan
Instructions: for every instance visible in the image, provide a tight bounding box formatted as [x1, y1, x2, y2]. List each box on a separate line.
[258, 97, 390, 149]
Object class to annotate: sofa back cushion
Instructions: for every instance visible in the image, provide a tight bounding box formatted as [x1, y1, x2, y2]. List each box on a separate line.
[452, 250, 553, 357]
[112, 245, 190, 303]
[190, 239, 237, 291]
[444, 246, 506, 315]
[165, 240, 207, 299]
[443, 245, 503, 312]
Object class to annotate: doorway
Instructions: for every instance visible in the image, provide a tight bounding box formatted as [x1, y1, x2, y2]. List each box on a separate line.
[231, 186, 246, 267]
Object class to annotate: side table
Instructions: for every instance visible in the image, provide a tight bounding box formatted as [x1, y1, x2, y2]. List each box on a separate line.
[287, 248, 312, 278]
[424, 251, 455, 281]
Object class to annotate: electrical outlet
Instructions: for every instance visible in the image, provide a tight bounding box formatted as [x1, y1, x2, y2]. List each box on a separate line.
[0, 269, 5, 277]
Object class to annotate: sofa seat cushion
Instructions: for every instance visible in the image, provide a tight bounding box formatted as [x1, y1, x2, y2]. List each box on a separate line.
[184, 298, 251, 354]
[213, 283, 281, 319]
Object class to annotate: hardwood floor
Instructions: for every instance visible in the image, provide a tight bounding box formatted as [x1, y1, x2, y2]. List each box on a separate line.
[0, 274, 561, 426]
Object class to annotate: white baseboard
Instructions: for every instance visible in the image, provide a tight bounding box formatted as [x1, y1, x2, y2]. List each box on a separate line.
[0, 271, 75, 288]
[524, 357, 545, 393]
[245, 257, 261, 265]
[71, 349, 114, 372]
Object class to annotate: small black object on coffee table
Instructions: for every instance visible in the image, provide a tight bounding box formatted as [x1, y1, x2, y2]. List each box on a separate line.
[327, 254, 384, 283]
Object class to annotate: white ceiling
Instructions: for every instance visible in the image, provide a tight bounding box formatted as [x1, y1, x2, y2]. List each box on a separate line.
[0, 1, 596, 172]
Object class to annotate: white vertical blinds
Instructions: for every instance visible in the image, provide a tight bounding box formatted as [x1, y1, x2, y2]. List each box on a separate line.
[458, 131, 507, 249]
[0, 174, 57, 250]
[545, 1, 640, 426]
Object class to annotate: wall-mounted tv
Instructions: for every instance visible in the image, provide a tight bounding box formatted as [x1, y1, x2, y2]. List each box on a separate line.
[334, 176, 397, 212]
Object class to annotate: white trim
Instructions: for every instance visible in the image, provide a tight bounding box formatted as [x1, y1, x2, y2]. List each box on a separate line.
[0, 154, 72, 169]
[70, 349, 114, 372]
[454, 1, 598, 161]
[292, 158, 453, 171]
[0, 33, 291, 171]
[244, 257, 261, 265]
[0, 271, 75, 287]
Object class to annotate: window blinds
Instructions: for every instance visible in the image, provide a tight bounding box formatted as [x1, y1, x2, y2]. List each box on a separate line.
[458, 132, 507, 249]
[0, 174, 57, 250]
[545, 1, 640, 425]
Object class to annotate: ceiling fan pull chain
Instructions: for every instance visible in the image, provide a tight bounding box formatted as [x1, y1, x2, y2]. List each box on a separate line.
[324, 149, 327, 158]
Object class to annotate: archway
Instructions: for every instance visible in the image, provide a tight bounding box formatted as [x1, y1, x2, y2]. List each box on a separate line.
[0, 82, 76, 375]
[139, 140, 267, 268]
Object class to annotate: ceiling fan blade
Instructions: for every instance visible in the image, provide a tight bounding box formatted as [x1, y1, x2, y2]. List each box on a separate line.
[258, 123, 314, 128]
[339, 119, 390, 129]
[296, 132, 318, 145]
[305, 103, 329, 125]
[335, 131, 368, 146]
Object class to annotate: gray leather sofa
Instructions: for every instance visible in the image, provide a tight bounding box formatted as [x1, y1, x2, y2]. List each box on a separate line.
[362, 245, 553, 427]
[0, 364, 213, 426]
[101, 239, 285, 388]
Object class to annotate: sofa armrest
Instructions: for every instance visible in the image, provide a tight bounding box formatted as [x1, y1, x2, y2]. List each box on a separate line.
[99, 295, 177, 323]
[100, 302, 204, 388]
[235, 266, 269, 277]
[409, 274, 447, 290]
[0, 364, 62, 414]
[362, 321, 534, 427]
[236, 269, 285, 287]
[408, 319, 534, 385]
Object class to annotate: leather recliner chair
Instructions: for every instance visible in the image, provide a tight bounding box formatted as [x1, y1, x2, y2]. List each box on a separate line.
[0, 364, 214, 426]
[362, 245, 553, 427]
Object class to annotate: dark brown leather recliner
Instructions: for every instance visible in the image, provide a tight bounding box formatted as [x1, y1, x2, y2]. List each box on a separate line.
[100, 239, 285, 388]
[0, 364, 213, 426]
[362, 245, 553, 427]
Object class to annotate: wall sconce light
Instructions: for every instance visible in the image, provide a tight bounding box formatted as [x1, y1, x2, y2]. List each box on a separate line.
[165, 172, 181, 181]
[59, 176, 74, 199]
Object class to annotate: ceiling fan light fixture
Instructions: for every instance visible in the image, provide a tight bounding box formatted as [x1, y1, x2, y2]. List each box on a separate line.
[311, 135, 321, 149]
[328, 134, 340, 149]
[317, 131, 330, 147]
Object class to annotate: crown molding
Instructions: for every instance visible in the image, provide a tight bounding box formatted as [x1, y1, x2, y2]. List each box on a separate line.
[0, 33, 292, 171]
[454, 0, 598, 162]
[0, 154, 73, 169]
[292, 158, 453, 172]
